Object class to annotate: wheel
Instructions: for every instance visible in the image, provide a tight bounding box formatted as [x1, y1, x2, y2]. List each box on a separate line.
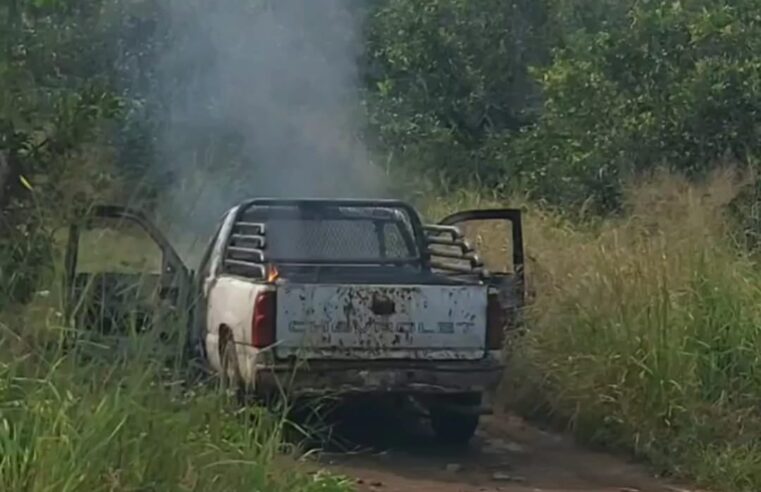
[429, 393, 482, 446]
[219, 334, 244, 399]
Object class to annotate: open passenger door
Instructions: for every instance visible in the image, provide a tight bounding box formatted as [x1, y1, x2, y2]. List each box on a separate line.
[426, 208, 525, 329]
[63, 205, 191, 336]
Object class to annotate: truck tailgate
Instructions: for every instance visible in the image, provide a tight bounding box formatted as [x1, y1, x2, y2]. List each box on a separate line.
[275, 284, 487, 360]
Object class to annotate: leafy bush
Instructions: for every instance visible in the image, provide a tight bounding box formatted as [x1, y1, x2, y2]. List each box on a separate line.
[363, 0, 550, 186]
[0, 219, 53, 309]
[512, 0, 761, 210]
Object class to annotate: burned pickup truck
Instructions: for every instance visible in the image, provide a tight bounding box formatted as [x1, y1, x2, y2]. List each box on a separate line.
[65, 199, 524, 444]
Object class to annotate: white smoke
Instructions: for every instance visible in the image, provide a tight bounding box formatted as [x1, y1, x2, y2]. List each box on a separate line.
[153, 0, 387, 254]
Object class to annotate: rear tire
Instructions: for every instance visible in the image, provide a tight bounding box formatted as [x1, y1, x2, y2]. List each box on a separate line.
[429, 393, 481, 446]
[219, 333, 245, 400]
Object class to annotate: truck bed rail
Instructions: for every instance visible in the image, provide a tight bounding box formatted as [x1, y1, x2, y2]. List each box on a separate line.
[223, 220, 268, 277]
[424, 225, 488, 279]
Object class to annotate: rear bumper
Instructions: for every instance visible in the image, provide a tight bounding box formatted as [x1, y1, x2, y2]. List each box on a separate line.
[253, 359, 504, 396]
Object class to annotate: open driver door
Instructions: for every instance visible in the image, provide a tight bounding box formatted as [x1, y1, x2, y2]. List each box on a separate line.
[63, 205, 192, 339]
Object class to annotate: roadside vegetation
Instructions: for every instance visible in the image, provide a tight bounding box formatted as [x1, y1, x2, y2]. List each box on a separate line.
[513, 172, 761, 490]
[4, 0, 761, 491]
[0, 216, 353, 492]
[0, 291, 353, 491]
[426, 171, 761, 491]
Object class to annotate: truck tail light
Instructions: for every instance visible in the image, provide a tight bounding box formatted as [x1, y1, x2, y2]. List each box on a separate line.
[252, 291, 276, 348]
[486, 292, 505, 350]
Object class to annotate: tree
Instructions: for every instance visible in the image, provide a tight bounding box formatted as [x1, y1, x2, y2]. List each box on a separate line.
[513, 0, 761, 210]
[0, 0, 123, 306]
[363, 0, 551, 186]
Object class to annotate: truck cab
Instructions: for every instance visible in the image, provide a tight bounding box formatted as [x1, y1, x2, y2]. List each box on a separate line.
[65, 199, 525, 445]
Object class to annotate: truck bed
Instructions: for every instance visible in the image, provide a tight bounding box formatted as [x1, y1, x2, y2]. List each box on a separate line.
[274, 265, 479, 286]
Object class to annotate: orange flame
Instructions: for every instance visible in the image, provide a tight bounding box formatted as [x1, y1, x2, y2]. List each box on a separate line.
[267, 264, 280, 283]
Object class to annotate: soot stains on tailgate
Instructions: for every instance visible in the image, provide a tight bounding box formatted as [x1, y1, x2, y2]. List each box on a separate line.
[339, 286, 422, 349]
[277, 284, 486, 359]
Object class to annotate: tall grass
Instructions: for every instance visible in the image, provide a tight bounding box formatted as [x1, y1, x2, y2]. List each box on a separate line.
[10, 168, 761, 491]
[0, 319, 353, 492]
[0, 171, 358, 492]
[426, 171, 761, 492]
[0, 287, 352, 492]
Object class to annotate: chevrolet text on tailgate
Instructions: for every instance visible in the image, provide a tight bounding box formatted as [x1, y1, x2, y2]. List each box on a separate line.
[64, 199, 525, 445]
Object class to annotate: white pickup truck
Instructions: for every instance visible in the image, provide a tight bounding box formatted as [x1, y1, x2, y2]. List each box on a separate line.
[64, 199, 525, 444]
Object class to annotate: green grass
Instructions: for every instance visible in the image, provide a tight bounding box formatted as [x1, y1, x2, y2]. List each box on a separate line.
[424, 171, 761, 492]
[0, 313, 354, 492]
[11, 169, 761, 491]
[0, 213, 354, 492]
[0, 190, 355, 491]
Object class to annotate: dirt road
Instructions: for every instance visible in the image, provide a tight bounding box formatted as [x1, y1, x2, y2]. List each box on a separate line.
[317, 412, 701, 492]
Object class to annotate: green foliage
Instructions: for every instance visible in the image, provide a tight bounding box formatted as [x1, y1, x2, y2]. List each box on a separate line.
[367, 0, 761, 210]
[0, 326, 354, 492]
[366, 0, 549, 138]
[432, 175, 761, 491]
[7, 0, 761, 489]
[513, 0, 761, 210]
[0, 0, 127, 307]
[501, 175, 761, 491]
[6, 0, 761, 212]
[0, 217, 52, 309]
[729, 176, 761, 253]
[364, 0, 550, 186]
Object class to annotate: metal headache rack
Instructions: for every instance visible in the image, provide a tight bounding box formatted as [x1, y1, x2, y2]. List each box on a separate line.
[223, 215, 489, 280]
[424, 224, 488, 279]
[223, 221, 268, 278]
[220, 199, 428, 278]
[220, 199, 498, 281]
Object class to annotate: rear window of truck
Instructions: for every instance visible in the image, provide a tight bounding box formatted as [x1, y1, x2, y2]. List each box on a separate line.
[232, 204, 420, 264]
